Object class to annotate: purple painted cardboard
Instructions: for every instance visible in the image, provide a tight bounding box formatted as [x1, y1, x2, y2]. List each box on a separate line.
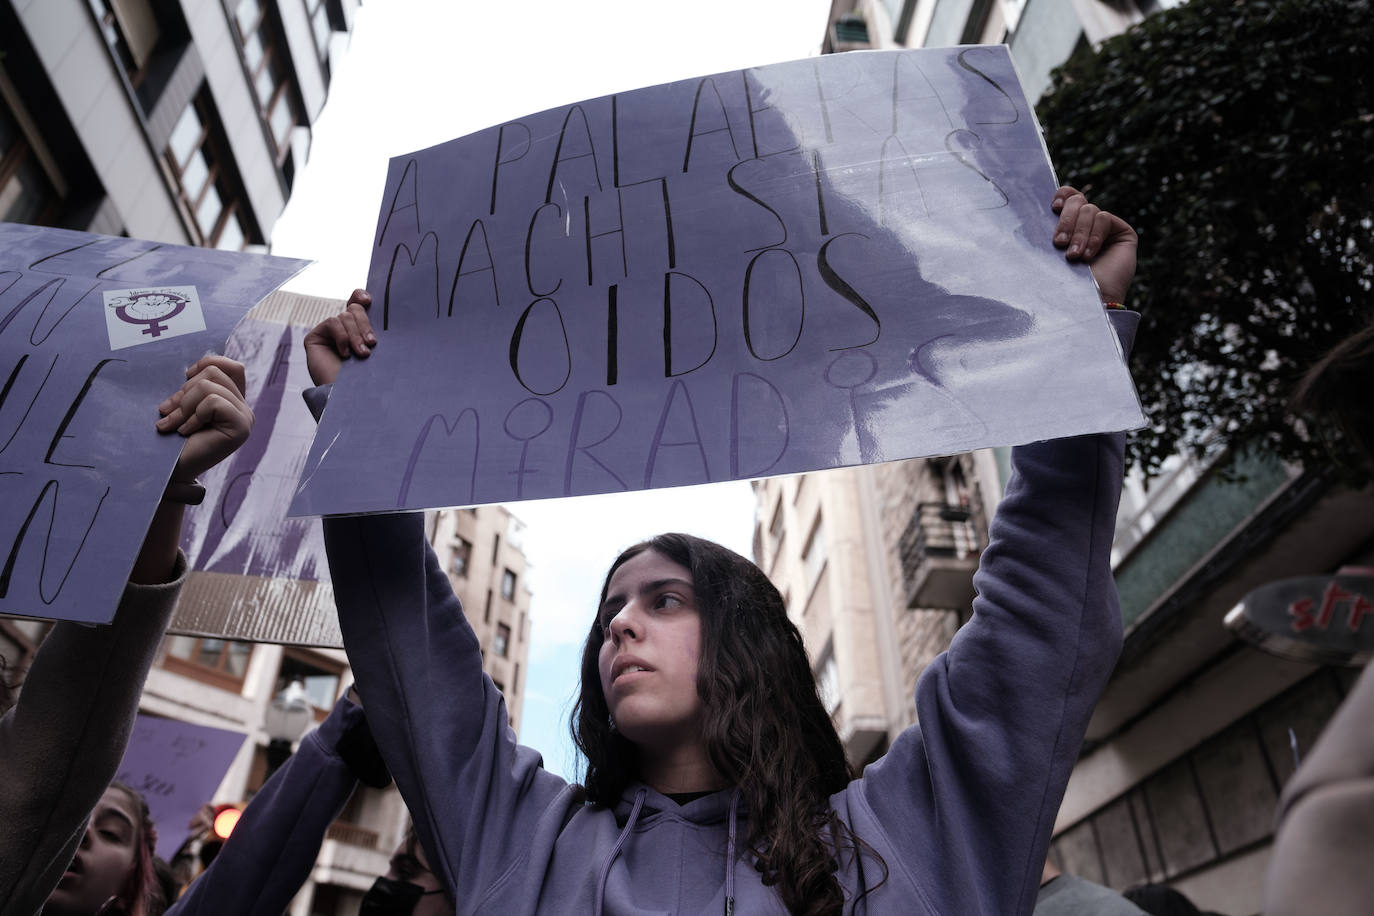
[114, 713, 248, 861]
[290, 46, 1145, 517]
[0, 224, 308, 623]
[180, 318, 328, 580]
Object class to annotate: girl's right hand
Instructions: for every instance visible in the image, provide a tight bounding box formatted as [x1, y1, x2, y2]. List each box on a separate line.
[304, 288, 377, 386]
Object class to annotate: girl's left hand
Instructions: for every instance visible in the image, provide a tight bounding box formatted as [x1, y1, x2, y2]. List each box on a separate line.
[1051, 185, 1138, 305]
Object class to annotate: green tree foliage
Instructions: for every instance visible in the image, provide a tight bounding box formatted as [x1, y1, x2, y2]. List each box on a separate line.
[1037, 0, 1373, 478]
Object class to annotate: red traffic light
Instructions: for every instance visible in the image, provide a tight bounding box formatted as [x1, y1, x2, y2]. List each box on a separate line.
[211, 804, 242, 840]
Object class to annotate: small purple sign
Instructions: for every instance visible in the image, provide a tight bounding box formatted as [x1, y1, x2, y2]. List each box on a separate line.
[180, 317, 328, 580]
[114, 713, 248, 861]
[289, 46, 1144, 517]
[0, 225, 308, 622]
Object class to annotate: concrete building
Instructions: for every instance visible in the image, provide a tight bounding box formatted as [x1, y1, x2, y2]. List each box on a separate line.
[2, 0, 360, 247]
[752, 449, 1003, 768]
[426, 504, 534, 737]
[143, 498, 533, 914]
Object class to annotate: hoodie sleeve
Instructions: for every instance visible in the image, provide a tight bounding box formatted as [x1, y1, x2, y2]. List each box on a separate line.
[166, 694, 368, 916]
[849, 310, 1138, 916]
[305, 386, 574, 905]
[0, 555, 187, 916]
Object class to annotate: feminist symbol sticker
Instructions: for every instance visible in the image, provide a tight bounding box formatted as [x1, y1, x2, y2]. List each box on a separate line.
[103, 285, 207, 350]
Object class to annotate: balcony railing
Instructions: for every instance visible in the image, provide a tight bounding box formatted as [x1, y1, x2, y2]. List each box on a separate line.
[900, 502, 981, 609]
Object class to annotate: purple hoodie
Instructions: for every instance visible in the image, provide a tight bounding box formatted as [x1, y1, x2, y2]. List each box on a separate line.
[313, 311, 1137, 915]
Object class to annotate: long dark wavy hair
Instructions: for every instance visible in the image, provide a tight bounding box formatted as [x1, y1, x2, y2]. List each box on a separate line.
[571, 533, 886, 915]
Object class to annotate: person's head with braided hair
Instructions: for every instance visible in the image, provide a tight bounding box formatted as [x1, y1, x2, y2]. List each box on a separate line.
[42, 782, 166, 916]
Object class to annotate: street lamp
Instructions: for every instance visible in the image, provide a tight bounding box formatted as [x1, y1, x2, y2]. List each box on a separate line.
[263, 679, 313, 778]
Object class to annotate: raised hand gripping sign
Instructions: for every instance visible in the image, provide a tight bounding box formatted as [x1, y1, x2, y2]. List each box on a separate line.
[0, 225, 308, 623]
[290, 46, 1144, 517]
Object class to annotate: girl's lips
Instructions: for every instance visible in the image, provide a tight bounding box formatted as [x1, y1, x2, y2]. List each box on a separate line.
[613, 666, 653, 686]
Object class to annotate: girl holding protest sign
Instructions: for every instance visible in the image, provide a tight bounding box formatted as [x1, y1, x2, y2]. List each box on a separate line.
[0, 356, 254, 916]
[304, 186, 1137, 915]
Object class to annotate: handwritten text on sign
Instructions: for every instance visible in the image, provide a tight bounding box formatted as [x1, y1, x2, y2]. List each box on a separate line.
[290, 47, 1143, 516]
[115, 713, 248, 860]
[0, 224, 307, 623]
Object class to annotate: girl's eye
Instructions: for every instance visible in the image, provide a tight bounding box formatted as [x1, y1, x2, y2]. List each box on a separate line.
[655, 593, 684, 609]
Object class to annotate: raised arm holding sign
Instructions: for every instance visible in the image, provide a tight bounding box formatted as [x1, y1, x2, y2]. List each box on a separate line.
[0, 356, 253, 915]
[302, 169, 1143, 915]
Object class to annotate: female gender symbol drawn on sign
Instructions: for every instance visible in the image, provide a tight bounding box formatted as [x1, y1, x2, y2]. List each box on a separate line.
[111, 290, 189, 338]
[102, 285, 206, 350]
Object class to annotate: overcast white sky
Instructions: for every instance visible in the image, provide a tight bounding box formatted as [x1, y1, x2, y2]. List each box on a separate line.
[270, 0, 833, 778]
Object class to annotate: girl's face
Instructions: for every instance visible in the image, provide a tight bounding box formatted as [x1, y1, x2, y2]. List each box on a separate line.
[597, 549, 705, 751]
[44, 786, 142, 915]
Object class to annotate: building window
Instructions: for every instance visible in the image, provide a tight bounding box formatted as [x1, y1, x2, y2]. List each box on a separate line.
[451, 536, 471, 577]
[231, 0, 302, 164]
[305, 0, 332, 61]
[86, 0, 161, 90]
[163, 92, 252, 248]
[275, 649, 344, 721]
[501, 569, 517, 601]
[493, 623, 511, 658]
[484, 589, 493, 623]
[162, 635, 254, 690]
[506, 515, 526, 550]
[803, 515, 827, 590]
[0, 74, 65, 225]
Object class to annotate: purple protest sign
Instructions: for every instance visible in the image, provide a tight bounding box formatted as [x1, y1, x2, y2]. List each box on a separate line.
[289, 46, 1144, 517]
[0, 225, 308, 623]
[181, 315, 327, 580]
[169, 297, 345, 648]
[114, 713, 248, 861]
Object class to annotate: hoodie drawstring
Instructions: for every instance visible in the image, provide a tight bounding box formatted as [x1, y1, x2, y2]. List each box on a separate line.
[724, 788, 741, 916]
[594, 788, 646, 916]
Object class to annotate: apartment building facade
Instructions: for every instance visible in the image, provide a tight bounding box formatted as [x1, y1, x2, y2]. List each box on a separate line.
[752, 448, 1003, 769]
[427, 504, 534, 737]
[2, 0, 359, 247]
